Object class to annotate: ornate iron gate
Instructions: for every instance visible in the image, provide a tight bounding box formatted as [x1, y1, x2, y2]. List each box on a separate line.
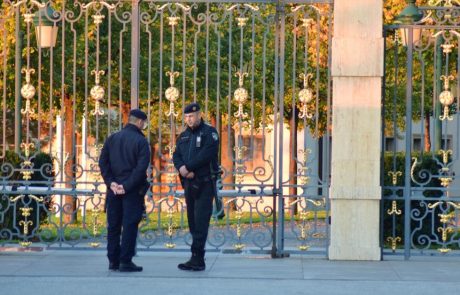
[0, 0, 332, 256]
[382, 2, 460, 258]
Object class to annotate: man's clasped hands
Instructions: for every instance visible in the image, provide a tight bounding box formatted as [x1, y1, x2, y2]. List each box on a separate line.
[110, 182, 126, 195]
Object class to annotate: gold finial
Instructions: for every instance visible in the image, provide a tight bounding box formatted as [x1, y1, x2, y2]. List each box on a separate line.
[168, 16, 180, 26]
[23, 13, 34, 23]
[91, 70, 105, 85]
[388, 171, 402, 186]
[300, 18, 313, 28]
[166, 71, 180, 87]
[235, 71, 249, 88]
[441, 43, 454, 54]
[236, 17, 248, 27]
[387, 200, 402, 215]
[92, 14, 105, 25]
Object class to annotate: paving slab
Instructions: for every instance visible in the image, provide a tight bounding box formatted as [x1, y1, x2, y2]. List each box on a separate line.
[1, 249, 460, 295]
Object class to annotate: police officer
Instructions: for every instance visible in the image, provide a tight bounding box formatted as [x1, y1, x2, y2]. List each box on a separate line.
[173, 102, 219, 271]
[99, 109, 150, 272]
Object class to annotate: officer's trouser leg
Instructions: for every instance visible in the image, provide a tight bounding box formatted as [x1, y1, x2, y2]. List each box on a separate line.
[120, 196, 143, 263]
[190, 183, 214, 256]
[185, 195, 196, 242]
[106, 195, 122, 263]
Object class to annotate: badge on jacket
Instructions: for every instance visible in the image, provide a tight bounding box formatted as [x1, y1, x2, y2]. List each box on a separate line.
[212, 132, 218, 141]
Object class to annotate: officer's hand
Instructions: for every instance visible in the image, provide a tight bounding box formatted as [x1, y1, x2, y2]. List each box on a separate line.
[179, 165, 189, 177]
[186, 172, 194, 179]
[116, 184, 125, 195]
[110, 182, 119, 195]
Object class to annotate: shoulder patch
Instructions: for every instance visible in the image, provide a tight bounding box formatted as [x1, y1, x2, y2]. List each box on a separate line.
[212, 132, 218, 141]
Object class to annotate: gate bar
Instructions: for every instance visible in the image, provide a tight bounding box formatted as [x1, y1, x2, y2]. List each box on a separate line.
[131, 0, 140, 108]
[276, 2, 286, 257]
[14, 6, 22, 153]
[403, 28, 414, 260]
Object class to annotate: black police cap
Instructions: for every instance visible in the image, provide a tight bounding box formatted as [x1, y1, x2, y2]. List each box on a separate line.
[184, 102, 200, 114]
[129, 109, 147, 120]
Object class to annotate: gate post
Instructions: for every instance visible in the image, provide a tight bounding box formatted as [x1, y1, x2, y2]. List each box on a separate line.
[329, 0, 383, 260]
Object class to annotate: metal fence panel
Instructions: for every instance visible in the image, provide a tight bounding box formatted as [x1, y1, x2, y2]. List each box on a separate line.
[382, 4, 460, 258]
[0, 0, 332, 255]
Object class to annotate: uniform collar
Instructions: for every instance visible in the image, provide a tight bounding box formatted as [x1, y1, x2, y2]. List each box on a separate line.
[124, 123, 145, 136]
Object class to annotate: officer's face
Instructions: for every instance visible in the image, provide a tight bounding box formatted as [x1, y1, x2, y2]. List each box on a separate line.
[185, 111, 201, 129]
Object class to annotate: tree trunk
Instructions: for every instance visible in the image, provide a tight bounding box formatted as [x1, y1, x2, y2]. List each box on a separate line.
[151, 143, 161, 212]
[221, 121, 235, 211]
[221, 124, 234, 188]
[63, 94, 75, 224]
[424, 112, 431, 152]
[121, 101, 130, 126]
[289, 110, 298, 215]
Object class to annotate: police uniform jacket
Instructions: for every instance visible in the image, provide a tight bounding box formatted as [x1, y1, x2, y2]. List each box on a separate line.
[173, 120, 219, 180]
[99, 124, 150, 194]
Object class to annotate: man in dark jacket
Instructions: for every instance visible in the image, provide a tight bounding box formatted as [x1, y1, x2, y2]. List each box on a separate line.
[173, 102, 219, 271]
[99, 109, 150, 272]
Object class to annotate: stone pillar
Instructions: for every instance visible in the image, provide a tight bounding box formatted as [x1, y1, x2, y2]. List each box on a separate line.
[329, 0, 383, 260]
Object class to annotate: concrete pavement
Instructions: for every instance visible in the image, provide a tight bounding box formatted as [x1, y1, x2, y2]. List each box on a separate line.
[1, 249, 459, 295]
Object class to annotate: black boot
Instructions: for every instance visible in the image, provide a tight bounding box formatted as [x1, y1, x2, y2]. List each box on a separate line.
[108, 261, 119, 271]
[119, 261, 143, 272]
[178, 252, 205, 271]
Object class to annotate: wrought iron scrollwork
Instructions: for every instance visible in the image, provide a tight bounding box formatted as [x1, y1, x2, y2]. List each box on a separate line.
[298, 73, 313, 119]
[438, 75, 455, 121]
[90, 70, 105, 116]
[0, 0, 332, 255]
[233, 71, 249, 119]
[165, 71, 180, 118]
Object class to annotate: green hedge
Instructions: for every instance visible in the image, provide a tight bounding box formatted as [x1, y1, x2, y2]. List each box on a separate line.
[0, 151, 54, 237]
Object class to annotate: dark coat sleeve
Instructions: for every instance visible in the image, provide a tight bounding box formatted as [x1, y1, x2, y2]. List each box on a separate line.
[185, 128, 219, 172]
[121, 138, 151, 193]
[98, 136, 114, 187]
[172, 136, 186, 171]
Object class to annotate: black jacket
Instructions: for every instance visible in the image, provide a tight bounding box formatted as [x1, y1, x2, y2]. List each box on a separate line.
[99, 124, 150, 194]
[173, 120, 219, 179]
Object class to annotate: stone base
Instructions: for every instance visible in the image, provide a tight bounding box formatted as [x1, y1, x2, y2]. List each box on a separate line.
[328, 199, 381, 261]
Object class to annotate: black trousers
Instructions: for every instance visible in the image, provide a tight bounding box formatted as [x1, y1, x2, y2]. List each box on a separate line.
[106, 192, 144, 263]
[184, 179, 214, 256]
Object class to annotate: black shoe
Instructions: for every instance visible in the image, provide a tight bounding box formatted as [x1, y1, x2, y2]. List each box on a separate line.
[178, 256, 205, 271]
[109, 262, 119, 271]
[119, 261, 143, 272]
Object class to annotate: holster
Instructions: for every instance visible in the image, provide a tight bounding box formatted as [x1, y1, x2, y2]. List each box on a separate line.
[185, 175, 214, 200]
